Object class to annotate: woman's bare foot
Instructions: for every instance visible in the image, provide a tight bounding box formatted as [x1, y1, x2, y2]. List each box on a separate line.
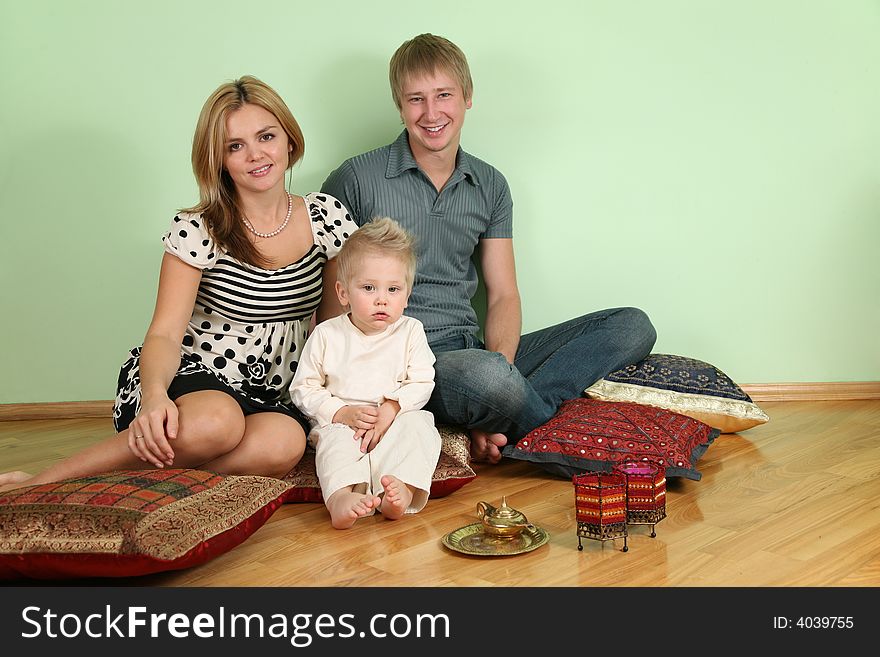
[325, 488, 380, 530]
[0, 471, 33, 493]
[378, 475, 414, 520]
[469, 429, 507, 464]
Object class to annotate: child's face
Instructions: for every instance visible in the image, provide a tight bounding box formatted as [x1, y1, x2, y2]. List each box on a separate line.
[336, 253, 410, 335]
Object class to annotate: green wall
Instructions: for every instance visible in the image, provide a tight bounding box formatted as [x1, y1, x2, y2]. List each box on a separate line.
[1, 0, 878, 404]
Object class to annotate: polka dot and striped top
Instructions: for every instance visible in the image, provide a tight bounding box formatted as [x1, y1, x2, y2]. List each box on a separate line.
[113, 192, 356, 420]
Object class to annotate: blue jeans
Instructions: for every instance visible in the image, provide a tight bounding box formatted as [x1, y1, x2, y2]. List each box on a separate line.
[425, 307, 656, 442]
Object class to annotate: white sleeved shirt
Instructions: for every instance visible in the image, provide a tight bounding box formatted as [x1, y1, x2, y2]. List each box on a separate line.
[289, 313, 436, 428]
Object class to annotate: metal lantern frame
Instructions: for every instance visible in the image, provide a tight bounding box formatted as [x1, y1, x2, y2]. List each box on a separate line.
[572, 471, 628, 552]
[613, 461, 667, 538]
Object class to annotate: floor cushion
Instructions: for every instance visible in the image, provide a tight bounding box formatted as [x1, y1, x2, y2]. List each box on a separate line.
[283, 424, 476, 501]
[585, 353, 769, 433]
[503, 398, 720, 480]
[0, 468, 291, 580]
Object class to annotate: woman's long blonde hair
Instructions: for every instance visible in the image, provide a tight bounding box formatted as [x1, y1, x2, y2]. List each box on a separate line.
[183, 75, 305, 267]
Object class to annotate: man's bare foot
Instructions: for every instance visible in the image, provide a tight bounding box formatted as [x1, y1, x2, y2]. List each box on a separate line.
[378, 475, 414, 520]
[0, 471, 33, 493]
[469, 429, 507, 464]
[325, 488, 381, 530]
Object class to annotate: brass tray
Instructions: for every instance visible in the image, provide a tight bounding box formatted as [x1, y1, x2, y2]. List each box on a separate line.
[442, 523, 549, 557]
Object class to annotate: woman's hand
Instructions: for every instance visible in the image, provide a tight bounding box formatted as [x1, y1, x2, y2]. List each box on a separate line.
[127, 394, 178, 468]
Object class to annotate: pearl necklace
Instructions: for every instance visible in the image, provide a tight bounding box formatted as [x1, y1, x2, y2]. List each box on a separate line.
[241, 193, 292, 239]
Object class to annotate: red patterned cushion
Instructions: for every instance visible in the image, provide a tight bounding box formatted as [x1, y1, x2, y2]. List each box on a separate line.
[283, 424, 476, 501]
[503, 398, 719, 480]
[282, 451, 324, 503]
[0, 469, 291, 580]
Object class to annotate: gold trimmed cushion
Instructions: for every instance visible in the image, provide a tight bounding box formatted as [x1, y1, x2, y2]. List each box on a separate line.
[586, 354, 769, 433]
[0, 468, 292, 580]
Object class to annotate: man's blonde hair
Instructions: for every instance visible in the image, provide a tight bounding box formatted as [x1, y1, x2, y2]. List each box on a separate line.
[337, 217, 417, 290]
[389, 33, 473, 110]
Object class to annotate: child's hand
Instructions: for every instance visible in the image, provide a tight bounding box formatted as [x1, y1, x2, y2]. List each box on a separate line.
[359, 400, 400, 453]
[333, 405, 378, 434]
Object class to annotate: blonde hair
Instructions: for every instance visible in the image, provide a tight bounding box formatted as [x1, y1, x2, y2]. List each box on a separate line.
[337, 217, 417, 290]
[389, 33, 473, 110]
[182, 75, 305, 267]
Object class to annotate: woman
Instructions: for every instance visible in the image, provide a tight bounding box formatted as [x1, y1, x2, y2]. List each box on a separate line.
[0, 76, 357, 492]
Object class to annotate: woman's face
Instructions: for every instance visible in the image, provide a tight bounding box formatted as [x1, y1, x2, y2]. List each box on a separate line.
[223, 103, 291, 195]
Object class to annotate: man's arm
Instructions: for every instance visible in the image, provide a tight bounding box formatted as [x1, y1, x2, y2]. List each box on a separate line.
[321, 160, 363, 226]
[315, 257, 346, 324]
[479, 238, 522, 364]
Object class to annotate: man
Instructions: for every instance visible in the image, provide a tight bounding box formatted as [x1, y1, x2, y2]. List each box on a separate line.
[321, 33, 656, 463]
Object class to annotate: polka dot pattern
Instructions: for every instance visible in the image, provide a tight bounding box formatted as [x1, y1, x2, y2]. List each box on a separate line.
[115, 193, 358, 420]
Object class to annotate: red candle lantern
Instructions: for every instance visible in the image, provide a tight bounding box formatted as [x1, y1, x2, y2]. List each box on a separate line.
[613, 461, 667, 537]
[572, 471, 628, 552]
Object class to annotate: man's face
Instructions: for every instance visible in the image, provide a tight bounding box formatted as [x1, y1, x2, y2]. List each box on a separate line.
[399, 68, 472, 161]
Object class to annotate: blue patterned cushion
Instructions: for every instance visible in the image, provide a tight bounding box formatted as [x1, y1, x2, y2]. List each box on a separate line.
[585, 354, 769, 433]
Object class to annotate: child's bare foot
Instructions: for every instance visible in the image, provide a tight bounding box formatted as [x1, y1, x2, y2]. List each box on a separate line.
[0, 471, 33, 493]
[379, 475, 414, 520]
[325, 488, 381, 530]
[469, 429, 507, 464]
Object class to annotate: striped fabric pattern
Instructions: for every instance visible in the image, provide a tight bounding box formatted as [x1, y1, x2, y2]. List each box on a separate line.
[110, 193, 357, 412]
[197, 244, 325, 324]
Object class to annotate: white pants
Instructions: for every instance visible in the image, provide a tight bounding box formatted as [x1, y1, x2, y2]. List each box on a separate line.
[309, 410, 442, 515]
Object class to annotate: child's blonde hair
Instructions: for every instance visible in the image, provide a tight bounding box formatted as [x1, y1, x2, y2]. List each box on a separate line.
[336, 217, 417, 289]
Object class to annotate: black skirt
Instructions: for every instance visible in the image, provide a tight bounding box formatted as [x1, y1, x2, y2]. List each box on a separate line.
[113, 347, 310, 434]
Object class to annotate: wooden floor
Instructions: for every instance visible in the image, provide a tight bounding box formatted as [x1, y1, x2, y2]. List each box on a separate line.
[1, 400, 879, 587]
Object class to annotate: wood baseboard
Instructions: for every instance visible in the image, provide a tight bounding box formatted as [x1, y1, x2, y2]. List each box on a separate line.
[0, 383, 877, 420]
[741, 382, 880, 402]
[0, 401, 113, 421]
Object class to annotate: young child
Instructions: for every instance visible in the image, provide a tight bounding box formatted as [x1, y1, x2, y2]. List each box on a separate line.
[290, 217, 442, 529]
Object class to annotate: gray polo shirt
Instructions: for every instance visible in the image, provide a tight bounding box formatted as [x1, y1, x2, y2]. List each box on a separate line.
[321, 130, 513, 346]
